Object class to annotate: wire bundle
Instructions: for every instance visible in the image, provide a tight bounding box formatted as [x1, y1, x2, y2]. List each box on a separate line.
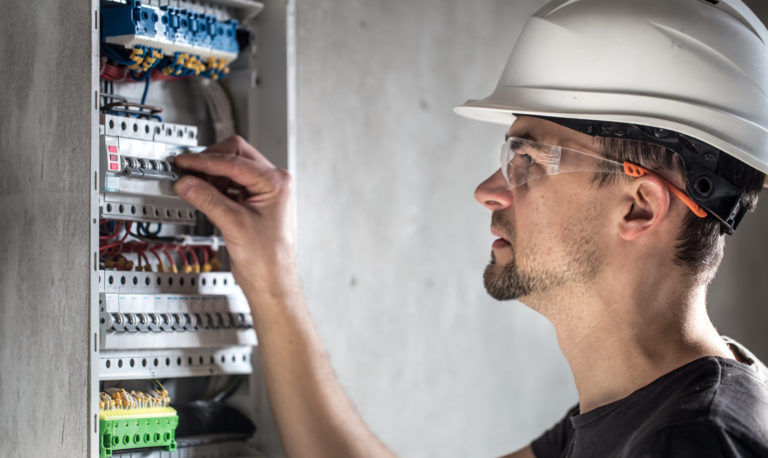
[100, 387, 170, 411]
[102, 44, 231, 81]
[99, 220, 219, 273]
[195, 78, 236, 142]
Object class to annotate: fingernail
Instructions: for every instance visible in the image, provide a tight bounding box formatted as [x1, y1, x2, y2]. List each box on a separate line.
[175, 177, 194, 197]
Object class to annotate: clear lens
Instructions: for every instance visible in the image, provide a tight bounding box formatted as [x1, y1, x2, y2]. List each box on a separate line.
[499, 137, 622, 189]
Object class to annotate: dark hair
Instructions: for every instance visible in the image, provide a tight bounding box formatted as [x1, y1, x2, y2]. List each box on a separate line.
[594, 138, 764, 283]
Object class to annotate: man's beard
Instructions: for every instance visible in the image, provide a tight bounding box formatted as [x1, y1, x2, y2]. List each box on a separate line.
[483, 211, 600, 301]
[483, 252, 535, 300]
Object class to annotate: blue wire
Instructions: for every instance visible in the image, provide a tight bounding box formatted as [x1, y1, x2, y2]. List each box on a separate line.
[141, 70, 151, 105]
[103, 44, 134, 67]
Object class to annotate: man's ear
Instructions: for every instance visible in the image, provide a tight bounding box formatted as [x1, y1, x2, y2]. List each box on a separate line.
[618, 176, 671, 241]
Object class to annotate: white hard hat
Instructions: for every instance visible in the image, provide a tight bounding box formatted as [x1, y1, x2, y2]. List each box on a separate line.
[455, 0, 768, 232]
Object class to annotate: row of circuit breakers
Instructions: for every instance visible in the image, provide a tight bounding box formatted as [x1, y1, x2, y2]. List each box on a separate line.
[98, 113, 257, 379]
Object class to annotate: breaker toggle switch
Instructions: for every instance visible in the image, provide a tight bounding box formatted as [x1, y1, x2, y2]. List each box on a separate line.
[147, 313, 162, 332]
[121, 155, 179, 180]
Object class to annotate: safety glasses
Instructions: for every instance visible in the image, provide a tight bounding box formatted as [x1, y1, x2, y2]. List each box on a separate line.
[500, 136, 707, 218]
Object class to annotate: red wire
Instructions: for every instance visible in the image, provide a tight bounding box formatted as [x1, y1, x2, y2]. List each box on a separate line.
[149, 247, 163, 266]
[100, 241, 123, 252]
[120, 222, 133, 242]
[140, 250, 151, 269]
[100, 62, 128, 81]
[175, 246, 190, 267]
[186, 247, 200, 267]
[201, 247, 210, 265]
[161, 246, 176, 270]
[99, 220, 123, 240]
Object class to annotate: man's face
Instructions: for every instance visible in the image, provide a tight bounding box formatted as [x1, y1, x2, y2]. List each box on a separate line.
[475, 117, 611, 306]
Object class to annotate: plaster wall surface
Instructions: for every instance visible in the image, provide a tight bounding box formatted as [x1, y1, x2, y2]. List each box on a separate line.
[291, 1, 768, 457]
[0, 0, 92, 456]
[293, 1, 573, 457]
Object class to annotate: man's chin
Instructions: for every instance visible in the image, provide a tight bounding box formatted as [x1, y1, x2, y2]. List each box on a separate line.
[482, 259, 532, 301]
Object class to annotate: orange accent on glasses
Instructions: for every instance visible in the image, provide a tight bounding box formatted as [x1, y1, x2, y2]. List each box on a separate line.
[623, 162, 707, 218]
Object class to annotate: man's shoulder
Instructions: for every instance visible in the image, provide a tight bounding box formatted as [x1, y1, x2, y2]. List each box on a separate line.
[625, 420, 765, 458]
[623, 356, 768, 457]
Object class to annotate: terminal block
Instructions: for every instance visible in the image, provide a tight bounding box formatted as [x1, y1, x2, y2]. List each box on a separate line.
[101, 0, 240, 78]
[99, 388, 178, 457]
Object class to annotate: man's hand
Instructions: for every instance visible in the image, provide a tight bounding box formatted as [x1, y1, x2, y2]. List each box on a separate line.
[172, 135, 298, 299]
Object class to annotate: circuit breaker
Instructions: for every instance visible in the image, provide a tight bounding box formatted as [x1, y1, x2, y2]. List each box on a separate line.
[90, 1, 279, 456]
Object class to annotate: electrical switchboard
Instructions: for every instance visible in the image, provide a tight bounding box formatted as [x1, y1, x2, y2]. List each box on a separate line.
[92, 1, 273, 456]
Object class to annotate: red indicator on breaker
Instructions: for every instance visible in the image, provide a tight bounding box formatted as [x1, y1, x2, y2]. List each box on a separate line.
[108, 145, 117, 153]
[109, 154, 118, 162]
[109, 163, 119, 171]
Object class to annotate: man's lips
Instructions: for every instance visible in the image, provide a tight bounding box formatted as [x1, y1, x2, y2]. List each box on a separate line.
[493, 238, 511, 249]
[490, 226, 511, 248]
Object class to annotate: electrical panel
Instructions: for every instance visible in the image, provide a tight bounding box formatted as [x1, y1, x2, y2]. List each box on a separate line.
[92, 0, 271, 456]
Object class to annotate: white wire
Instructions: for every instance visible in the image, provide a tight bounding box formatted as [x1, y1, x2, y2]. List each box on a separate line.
[196, 77, 236, 142]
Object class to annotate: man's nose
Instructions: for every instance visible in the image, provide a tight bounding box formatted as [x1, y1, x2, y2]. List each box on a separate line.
[474, 169, 513, 211]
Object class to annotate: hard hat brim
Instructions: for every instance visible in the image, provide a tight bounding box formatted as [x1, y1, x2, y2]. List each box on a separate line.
[455, 86, 768, 186]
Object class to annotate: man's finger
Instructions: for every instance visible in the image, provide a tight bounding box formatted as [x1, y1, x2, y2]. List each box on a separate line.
[198, 135, 265, 162]
[174, 175, 244, 229]
[174, 153, 278, 196]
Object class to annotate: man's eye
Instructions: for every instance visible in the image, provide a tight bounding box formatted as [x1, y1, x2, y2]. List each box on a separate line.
[513, 153, 534, 166]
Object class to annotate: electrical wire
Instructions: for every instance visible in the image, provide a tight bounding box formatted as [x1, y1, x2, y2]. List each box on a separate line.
[100, 220, 123, 240]
[160, 246, 176, 271]
[148, 246, 164, 269]
[195, 78, 236, 142]
[141, 70, 151, 105]
[186, 247, 200, 271]
[176, 246, 190, 269]
[103, 44, 134, 67]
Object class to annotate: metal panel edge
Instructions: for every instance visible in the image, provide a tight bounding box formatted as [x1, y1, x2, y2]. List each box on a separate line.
[90, 1, 102, 457]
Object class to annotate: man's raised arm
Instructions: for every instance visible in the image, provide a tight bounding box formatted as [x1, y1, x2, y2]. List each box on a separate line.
[172, 135, 395, 458]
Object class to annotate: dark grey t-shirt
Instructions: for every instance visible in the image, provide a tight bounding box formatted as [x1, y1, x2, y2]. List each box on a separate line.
[531, 340, 768, 457]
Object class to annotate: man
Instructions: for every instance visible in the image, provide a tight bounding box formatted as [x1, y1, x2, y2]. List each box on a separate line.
[172, 0, 768, 456]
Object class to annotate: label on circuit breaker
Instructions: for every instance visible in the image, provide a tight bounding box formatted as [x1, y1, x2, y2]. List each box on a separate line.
[105, 177, 121, 193]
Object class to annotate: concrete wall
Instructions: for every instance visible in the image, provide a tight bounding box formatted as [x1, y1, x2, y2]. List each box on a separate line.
[0, 0, 93, 456]
[292, 1, 768, 457]
[294, 1, 573, 457]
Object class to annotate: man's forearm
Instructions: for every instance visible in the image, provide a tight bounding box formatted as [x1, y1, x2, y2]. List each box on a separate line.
[173, 138, 394, 457]
[244, 281, 395, 458]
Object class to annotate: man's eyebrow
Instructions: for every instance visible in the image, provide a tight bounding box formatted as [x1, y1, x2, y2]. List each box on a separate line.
[505, 132, 535, 141]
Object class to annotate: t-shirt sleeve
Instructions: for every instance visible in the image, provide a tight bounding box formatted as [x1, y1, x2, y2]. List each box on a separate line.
[531, 405, 578, 458]
[626, 422, 763, 458]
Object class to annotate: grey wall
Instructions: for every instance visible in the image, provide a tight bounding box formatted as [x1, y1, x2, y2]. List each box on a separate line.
[0, 0, 92, 456]
[294, 1, 573, 457]
[292, 1, 768, 457]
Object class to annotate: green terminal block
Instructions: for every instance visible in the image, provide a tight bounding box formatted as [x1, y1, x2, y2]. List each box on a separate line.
[99, 407, 179, 457]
